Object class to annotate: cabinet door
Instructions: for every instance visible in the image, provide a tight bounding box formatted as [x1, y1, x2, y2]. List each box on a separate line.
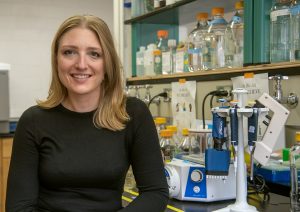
[2, 158, 10, 212]
[2, 138, 13, 212]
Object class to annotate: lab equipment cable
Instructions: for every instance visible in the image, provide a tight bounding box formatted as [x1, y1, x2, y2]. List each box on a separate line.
[202, 90, 230, 129]
[247, 174, 270, 203]
[147, 92, 168, 108]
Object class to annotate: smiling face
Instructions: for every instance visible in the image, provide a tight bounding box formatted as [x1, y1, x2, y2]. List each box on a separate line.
[57, 27, 104, 102]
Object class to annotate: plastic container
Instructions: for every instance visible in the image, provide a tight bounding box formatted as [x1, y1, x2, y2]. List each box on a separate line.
[187, 12, 209, 71]
[162, 39, 176, 74]
[175, 42, 189, 73]
[290, 132, 300, 211]
[144, 44, 156, 76]
[136, 46, 146, 76]
[206, 7, 228, 69]
[157, 30, 169, 52]
[270, 0, 292, 63]
[153, 49, 162, 75]
[225, 1, 244, 68]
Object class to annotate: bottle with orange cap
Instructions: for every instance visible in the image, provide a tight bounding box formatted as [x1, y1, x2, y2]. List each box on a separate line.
[290, 132, 300, 211]
[156, 30, 169, 52]
[160, 129, 176, 163]
[166, 125, 180, 149]
[206, 7, 228, 69]
[225, 1, 244, 68]
[154, 117, 167, 139]
[187, 12, 209, 71]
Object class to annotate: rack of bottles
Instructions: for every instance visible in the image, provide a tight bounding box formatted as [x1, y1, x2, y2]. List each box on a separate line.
[124, 0, 300, 85]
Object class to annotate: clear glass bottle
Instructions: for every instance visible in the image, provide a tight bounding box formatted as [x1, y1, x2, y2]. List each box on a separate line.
[187, 12, 209, 71]
[270, 0, 292, 63]
[160, 129, 176, 163]
[206, 7, 228, 69]
[179, 128, 191, 154]
[166, 125, 181, 152]
[291, 0, 300, 61]
[154, 117, 167, 139]
[225, 1, 244, 68]
[290, 132, 300, 211]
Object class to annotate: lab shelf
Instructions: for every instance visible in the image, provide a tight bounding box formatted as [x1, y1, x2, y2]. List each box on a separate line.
[124, 0, 197, 25]
[126, 62, 300, 85]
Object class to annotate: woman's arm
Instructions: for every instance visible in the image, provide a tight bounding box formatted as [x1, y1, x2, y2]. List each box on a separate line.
[120, 98, 169, 212]
[6, 107, 39, 212]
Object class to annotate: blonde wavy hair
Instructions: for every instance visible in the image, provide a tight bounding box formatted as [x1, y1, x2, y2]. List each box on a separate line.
[37, 15, 129, 131]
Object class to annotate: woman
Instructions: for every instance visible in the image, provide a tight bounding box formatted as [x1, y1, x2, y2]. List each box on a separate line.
[6, 15, 169, 212]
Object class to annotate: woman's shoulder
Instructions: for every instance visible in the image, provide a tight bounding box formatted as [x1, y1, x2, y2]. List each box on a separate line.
[19, 105, 58, 121]
[126, 96, 148, 114]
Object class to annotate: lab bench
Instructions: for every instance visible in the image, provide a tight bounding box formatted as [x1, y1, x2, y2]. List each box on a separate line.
[122, 190, 290, 212]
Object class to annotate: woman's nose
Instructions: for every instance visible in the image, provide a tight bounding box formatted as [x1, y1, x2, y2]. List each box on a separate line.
[76, 54, 88, 70]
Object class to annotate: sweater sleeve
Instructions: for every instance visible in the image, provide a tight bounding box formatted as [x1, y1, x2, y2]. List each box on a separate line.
[119, 98, 169, 212]
[6, 107, 39, 212]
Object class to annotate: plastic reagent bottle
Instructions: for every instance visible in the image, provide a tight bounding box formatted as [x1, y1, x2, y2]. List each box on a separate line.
[270, 0, 292, 63]
[290, 131, 300, 211]
[291, 0, 300, 61]
[157, 30, 169, 51]
[187, 12, 209, 71]
[225, 1, 244, 68]
[144, 43, 156, 76]
[207, 7, 228, 69]
[136, 46, 146, 76]
[162, 39, 177, 74]
[153, 49, 162, 75]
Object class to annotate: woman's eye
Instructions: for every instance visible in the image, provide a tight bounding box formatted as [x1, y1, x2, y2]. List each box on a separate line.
[89, 51, 101, 58]
[63, 50, 75, 56]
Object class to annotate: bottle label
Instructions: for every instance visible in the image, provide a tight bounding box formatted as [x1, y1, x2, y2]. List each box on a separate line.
[291, 5, 300, 16]
[270, 9, 290, 22]
[187, 49, 200, 54]
[154, 55, 161, 63]
[232, 16, 242, 24]
[175, 51, 184, 73]
[162, 51, 171, 74]
[211, 18, 227, 25]
[136, 57, 144, 65]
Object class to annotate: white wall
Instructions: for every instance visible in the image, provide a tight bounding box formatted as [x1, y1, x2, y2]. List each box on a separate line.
[0, 0, 113, 118]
